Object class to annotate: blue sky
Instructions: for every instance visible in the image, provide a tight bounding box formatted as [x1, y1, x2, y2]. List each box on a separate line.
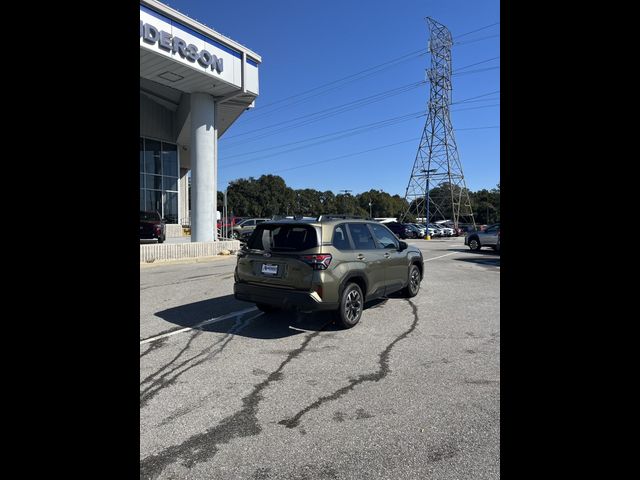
[162, 0, 500, 196]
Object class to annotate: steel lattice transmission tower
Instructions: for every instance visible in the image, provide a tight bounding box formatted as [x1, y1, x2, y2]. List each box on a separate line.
[402, 17, 476, 231]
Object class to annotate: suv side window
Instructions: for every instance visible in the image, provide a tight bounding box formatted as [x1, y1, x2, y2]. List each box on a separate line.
[332, 224, 352, 250]
[244, 220, 256, 226]
[347, 223, 377, 250]
[369, 223, 399, 249]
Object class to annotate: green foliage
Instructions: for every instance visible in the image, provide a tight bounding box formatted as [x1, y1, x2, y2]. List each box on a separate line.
[219, 177, 499, 222]
[469, 183, 500, 224]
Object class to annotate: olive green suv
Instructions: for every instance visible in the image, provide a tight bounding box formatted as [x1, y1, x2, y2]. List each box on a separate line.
[233, 216, 424, 328]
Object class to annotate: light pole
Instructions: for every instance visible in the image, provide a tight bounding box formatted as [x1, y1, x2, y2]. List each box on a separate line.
[223, 189, 228, 239]
[421, 169, 437, 239]
[369, 198, 372, 219]
[339, 189, 352, 214]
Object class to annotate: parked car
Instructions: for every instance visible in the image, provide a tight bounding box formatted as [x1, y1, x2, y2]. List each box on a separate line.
[140, 210, 166, 243]
[426, 223, 444, 237]
[232, 218, 271, 240]
[217, 216, 244, 230]
[434, 224, 454, 236]
[234, 216, 424, 328]
[411, 223, 426, 238]
[403, 224, 421, 239]
[464, 223, 500, 252]
[383, 221, 414, 239]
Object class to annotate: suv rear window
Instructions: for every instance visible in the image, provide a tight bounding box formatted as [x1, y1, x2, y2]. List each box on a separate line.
[248, 224, 318, 251]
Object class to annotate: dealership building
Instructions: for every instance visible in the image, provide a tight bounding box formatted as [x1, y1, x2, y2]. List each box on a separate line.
[140, 0, 260, 242]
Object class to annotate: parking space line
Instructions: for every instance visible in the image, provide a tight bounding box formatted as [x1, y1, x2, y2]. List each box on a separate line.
[141, 251, 461, 346]
[424, 252, 459, 262]
[140, 306, 258, 345]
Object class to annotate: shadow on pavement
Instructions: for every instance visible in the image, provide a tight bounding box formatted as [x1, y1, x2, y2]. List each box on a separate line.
[154, 294, 393, 340]
[454, 256, 500, 268]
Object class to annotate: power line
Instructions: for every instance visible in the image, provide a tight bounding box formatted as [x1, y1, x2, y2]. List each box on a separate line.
[272, 138, 419, 173]
[248, 48, 428, 113]
[453, 66, 500, 76]
[220, 104, 498, 167]
[222, 126, 500, 173]
[454, 21, 500, 39]
[222, 81, 426, 146]
[240, 50, 427, 124]
[272, 128, 500, 173]
[455, 125, 500, 130]
[453, 90, 500, 104]
[451, 103, 500, 112]
[453, 56, 499, 72]
[245, 22, 499, 117]
[225, 66, 500, 146]
[452, 97, 500, 105]
[243, 55, 498, 123]
[222, 110, 425, 161]
[455, 34, 500, 46]
[221, 114, 424, 167]
[240, 36, 497, 122]
[221, 90, 500, 161]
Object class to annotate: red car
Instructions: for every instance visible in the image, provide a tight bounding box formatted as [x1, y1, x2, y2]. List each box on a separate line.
[140, 211, 166, 243]
[216, 216, 244, 230]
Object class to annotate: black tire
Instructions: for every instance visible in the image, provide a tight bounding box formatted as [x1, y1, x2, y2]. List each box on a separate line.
[335, 283, 364, 328]
[468, 237, 481, 251]
[401, 264, 421, 298]
[256, 303, 279, 313]
[157, 235, 164, 244]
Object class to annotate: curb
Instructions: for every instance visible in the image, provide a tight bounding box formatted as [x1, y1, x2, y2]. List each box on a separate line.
[140, 253, 237, 268]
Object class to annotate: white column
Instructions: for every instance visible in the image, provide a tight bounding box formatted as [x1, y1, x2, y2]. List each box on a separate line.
[179, 167, 189, 225]
[190, 93, 217, 242]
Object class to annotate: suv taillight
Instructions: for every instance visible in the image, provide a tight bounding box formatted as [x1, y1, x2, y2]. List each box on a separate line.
[300, 254, 332, 270]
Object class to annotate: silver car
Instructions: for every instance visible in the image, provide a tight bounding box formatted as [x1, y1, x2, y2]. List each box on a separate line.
[464, 223, 500, 252]
[435, 224, 455, 236]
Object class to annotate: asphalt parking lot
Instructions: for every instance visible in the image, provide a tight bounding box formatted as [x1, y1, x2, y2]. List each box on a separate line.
[140, 236, 500, 479]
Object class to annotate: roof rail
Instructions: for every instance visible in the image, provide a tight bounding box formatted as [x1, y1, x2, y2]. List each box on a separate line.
[316, 214, 366, 221]
[271, 215, 317, 221]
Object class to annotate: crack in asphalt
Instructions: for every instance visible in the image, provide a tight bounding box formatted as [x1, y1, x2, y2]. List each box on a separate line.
[139, 337, 169, 359]
[139, 324, 328, 479]
[140, 314, 255, 409]
[138, 305, 244, 342]
[140, 269, 235, 291]
[278, 299, 419, 429]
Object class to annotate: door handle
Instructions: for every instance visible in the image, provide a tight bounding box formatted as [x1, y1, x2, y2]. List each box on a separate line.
[357, 254, 365, 260]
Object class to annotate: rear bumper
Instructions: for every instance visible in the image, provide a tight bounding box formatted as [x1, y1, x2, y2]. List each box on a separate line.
[140, 232, 162, 240]
[234, 282, 338, 311]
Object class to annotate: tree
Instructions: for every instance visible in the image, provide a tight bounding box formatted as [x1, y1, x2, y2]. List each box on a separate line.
[223, 175, 498, 223]
[335, 193, 367, 216]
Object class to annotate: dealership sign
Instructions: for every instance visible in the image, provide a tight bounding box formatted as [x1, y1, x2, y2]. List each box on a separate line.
[140, 20, 224, 74]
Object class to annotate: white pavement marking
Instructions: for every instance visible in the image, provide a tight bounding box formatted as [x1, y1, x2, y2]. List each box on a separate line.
[140, 306, 258, 345]
[141, 251, 463, 345]
[424, 251, 460, 262]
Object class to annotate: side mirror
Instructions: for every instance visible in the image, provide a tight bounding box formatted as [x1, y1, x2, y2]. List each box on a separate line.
[398, 240, 408, 251]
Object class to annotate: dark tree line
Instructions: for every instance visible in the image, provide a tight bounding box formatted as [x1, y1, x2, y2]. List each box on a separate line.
[214, 175, 499, 224]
